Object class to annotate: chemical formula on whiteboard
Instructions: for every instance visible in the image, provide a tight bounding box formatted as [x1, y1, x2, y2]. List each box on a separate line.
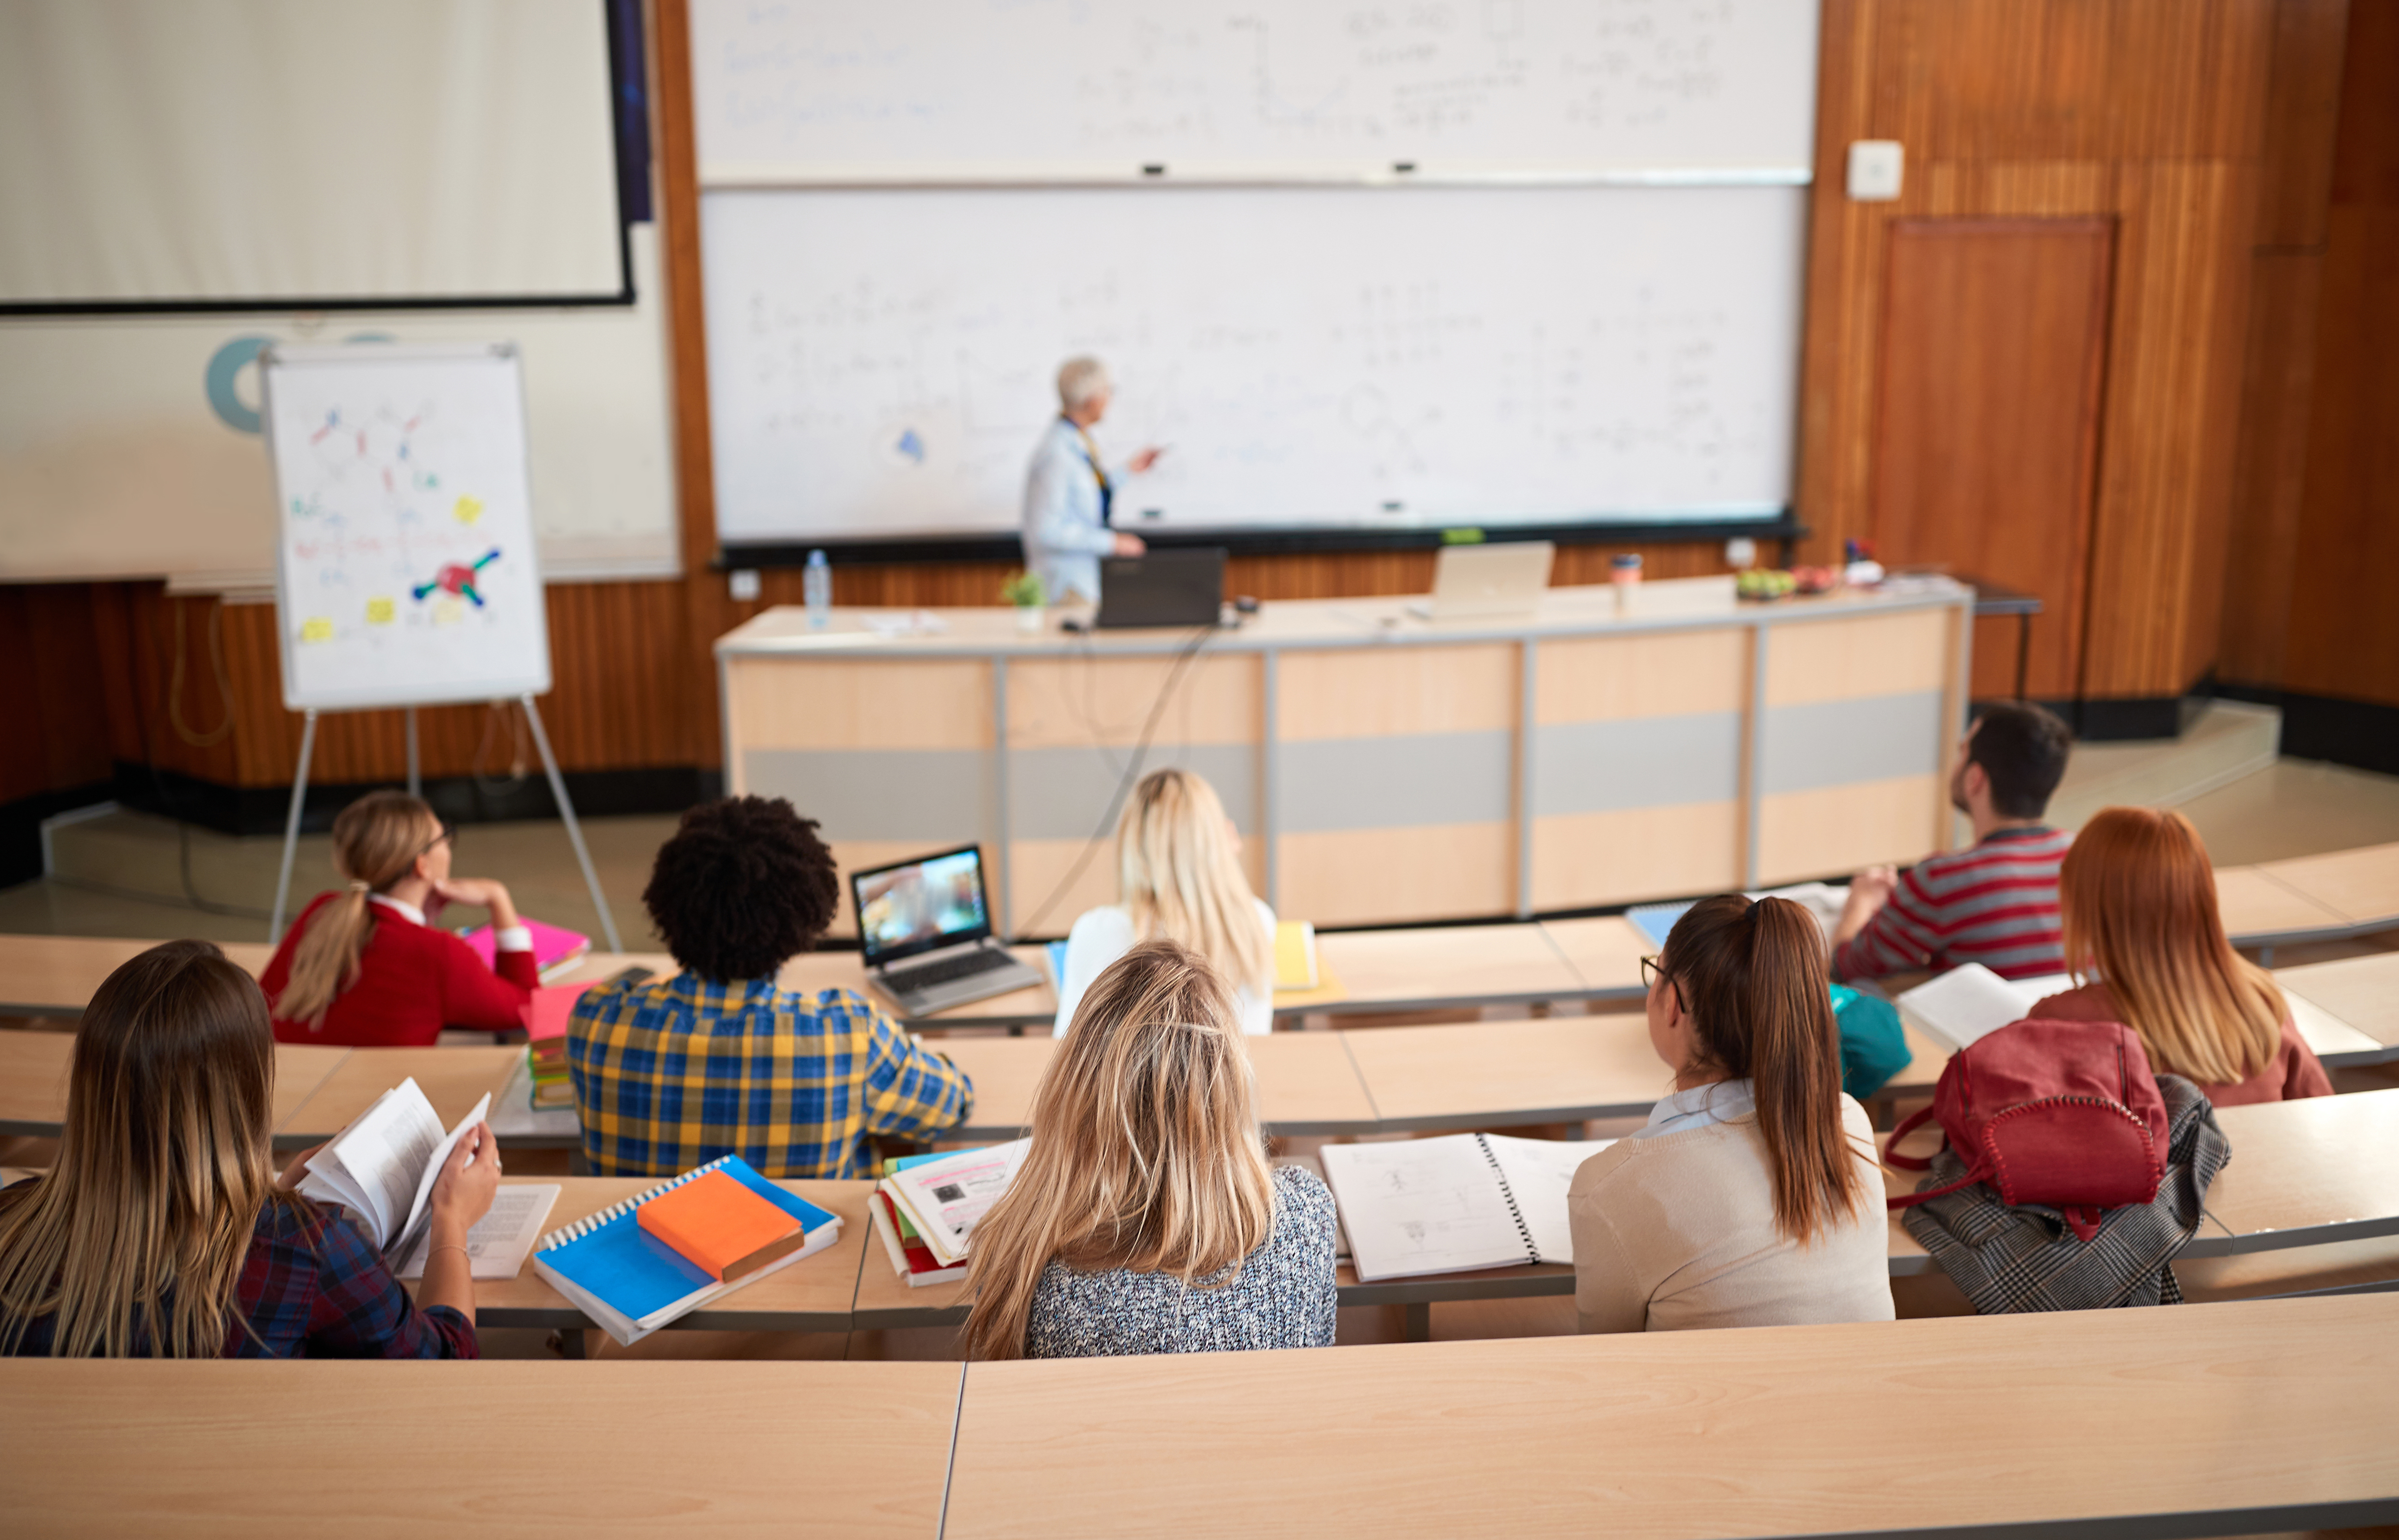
[262, 346, 551, 712]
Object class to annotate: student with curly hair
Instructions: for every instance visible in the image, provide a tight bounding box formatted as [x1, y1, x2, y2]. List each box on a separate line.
[566, 797, 974, 1179]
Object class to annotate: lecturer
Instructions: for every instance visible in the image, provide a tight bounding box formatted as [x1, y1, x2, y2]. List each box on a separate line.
[1021, 356, 1162, 605]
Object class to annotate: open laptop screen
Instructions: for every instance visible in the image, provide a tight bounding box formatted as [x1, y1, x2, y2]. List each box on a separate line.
[851, 845, 993, 966]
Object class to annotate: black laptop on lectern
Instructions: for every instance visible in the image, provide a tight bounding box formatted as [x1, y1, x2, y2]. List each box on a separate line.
[1095, 548, 1226, 628]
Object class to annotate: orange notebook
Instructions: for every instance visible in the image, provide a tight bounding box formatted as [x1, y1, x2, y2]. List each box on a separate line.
[634, 1169, 805, 1283]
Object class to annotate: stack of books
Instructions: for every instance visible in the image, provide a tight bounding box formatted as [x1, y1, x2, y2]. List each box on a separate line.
[522, 984, 592, 1111]
[866, 1139, 1029, 1287]
[531, 1153, 844, 1345]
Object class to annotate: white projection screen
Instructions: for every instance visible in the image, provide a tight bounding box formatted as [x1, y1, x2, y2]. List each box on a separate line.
[0, 0, 627, 310]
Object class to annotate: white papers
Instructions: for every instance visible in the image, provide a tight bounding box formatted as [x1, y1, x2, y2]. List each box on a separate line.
[1896, 964, 2039, 1053]
[1319, 1138, 1532, 1282]
[399, 1183, 561, 1280]
[883, 1140, 1031, 1266]
[1747, 882, 1849, 948]
[294, 1078, 491, 1257]
[1480, 1135, 1619, 1266]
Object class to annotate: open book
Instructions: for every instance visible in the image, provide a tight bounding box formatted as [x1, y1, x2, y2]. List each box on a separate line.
[1896, 965, 2077, 1053]
[294, 1078, 492, 1266]
[1319, 1134, 1616, 1283]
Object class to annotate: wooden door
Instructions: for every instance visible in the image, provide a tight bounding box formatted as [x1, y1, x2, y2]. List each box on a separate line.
[1871, 219, 2114, 701]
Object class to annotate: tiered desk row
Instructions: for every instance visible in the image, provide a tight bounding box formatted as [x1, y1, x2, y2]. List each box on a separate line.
[4, 1292, 2396, 1538]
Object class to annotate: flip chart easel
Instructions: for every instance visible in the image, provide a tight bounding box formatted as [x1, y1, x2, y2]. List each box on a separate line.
[257, 343, 622, 951]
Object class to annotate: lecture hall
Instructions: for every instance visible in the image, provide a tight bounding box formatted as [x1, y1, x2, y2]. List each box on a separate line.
[2, 1, 2397, 1536]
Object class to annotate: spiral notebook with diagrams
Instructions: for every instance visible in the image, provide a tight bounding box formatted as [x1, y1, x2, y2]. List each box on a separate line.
[1319, 1134, 1616, 1283]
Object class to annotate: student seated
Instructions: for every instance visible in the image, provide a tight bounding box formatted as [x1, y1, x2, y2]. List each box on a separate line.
[1570, 895, 1893, 1333]
[568, 796, 972, 1179]
[2033, 806, 2330, 1106]
[0, 941, 494, 1357]
[1053, 767, 1277, 1037]
[260, 790, 535, 1046]
[1832, 700, 2076, 982]
[965, 940, 1337, 1359]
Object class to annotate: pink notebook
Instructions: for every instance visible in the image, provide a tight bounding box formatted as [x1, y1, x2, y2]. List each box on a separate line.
[462, 918, 591, 978]
[521, 983, 599, 1041]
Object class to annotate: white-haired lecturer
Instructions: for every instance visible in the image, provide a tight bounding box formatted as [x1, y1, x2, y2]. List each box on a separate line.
[1021, 357, 1162, 604]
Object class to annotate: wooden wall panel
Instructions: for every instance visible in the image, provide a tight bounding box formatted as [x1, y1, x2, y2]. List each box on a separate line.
[1871, 219, 2112, 699]
[2217, 250, 2325, 683]
[0, 584, 113, 804]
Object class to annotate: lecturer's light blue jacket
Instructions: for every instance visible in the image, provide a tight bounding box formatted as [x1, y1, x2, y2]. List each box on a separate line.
[1020, 416, 1119, 604]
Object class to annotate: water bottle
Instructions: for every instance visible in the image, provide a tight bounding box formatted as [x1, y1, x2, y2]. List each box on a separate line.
[804, 548, 831, 629]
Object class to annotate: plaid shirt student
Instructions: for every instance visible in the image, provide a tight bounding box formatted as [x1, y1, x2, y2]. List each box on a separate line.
[566, 974, 973, 1179]
[0, 1186, 476, 1358]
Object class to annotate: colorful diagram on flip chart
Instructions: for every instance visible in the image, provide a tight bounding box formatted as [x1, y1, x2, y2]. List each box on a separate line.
[262, 346, 551, 711]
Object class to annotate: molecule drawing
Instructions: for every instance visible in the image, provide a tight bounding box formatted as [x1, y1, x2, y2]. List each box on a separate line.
[413, 548, 502, 608]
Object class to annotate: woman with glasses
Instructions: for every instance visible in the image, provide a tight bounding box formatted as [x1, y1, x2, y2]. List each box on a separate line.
[1568, 895, 1893, 1333]
[259, 790, 538, 1046]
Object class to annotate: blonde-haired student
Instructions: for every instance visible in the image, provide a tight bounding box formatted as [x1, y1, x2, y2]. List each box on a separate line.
[1570, 895, 1892, 1334]
[0, 941, 496, 1357]
[259, 790, 535, 1046]
[966, 940, 1337, 1360]
[1052, 767, 1277, 1036]
[2034, 806, 2329, 1106]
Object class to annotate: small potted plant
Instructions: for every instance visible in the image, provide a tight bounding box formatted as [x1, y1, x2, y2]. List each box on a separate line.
[1001, 570, 1046, 632]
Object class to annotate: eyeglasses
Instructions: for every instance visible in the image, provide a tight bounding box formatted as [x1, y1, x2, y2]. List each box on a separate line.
[1640, 954, 1666, 991]
[417, 823, 457, 858]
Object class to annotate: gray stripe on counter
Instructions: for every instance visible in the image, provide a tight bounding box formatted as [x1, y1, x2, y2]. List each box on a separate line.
[1533, 713, 1743, 816]
[1279, 731, 1515, 833]
[742, 749, 988, 844]
[1760, 691, 1946, 796]
[1008, 743, 1259, 841]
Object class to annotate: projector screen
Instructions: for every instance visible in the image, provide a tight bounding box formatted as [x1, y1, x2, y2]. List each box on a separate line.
[0, 0, 628, 311]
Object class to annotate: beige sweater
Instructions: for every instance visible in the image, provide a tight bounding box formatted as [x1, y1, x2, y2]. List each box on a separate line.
[1567, 1096, 1894, 1333]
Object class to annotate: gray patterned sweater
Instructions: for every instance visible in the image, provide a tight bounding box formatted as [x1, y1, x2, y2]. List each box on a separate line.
[1022, 1164, 1340, 1358]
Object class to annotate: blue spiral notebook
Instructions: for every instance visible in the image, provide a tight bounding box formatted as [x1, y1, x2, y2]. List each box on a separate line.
[531, 1154, 841, 1346]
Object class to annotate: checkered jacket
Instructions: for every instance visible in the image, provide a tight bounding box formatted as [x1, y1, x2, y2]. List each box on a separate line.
[1898, 1075, 2229, 1311]
[566, 973, 973, 1179]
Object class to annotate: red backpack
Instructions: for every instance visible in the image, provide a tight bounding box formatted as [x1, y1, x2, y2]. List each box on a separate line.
[1885, 1017, 2169, 1241]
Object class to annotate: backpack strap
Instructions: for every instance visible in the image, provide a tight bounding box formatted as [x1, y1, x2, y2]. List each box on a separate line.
[1886, 1171, 1982, 1211]
[1883, 1105, 1942, 1171]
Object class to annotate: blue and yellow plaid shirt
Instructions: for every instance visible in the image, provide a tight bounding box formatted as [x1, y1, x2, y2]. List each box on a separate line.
[566, 974, 973, 1179]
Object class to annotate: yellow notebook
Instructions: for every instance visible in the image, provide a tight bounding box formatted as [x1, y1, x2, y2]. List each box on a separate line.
[1274, 921, 1318, 991]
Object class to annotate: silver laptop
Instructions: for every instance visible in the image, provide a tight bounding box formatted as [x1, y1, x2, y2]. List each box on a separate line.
[1406, 541, 1555, 621]
[850, 845, 1044, 1016]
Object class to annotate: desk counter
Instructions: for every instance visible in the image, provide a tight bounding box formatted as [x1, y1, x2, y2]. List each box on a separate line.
[718, 576, 1976, 932]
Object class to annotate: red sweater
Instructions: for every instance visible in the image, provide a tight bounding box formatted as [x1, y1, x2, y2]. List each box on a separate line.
[262, 893, 537, 1048]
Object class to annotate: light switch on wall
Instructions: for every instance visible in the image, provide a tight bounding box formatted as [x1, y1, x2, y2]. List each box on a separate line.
[728, 568, 762, 601]
[1847, 140, 1903, 201]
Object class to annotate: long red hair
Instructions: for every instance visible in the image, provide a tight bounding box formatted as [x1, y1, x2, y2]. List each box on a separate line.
[2059, 807, 2284, 1085]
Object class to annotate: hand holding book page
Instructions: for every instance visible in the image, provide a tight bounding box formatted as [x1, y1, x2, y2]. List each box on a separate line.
[295, 1077, 493, 1259]
[398, 1183, 561, 1281]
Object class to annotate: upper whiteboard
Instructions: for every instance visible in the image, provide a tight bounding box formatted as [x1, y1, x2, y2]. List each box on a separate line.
[703, 185, 1803, 544]
[263, 347, 552, 711]
[690, 0, 1820, 183]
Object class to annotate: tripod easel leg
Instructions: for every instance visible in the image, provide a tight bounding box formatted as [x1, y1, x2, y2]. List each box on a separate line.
[269, 709, 319, 944]
[520, 693, 623, 954]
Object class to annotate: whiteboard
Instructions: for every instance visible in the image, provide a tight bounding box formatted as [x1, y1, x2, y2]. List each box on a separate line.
[702, 185, 1803, 544]
[691, 0, 1819, 182]
[262, 346, 552, 711]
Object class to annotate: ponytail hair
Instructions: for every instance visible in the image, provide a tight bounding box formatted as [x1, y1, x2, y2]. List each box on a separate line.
[275, 791, 440, 1027]
[1659, 894, 1870, 1244]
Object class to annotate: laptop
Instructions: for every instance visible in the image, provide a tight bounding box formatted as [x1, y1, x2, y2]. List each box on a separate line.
[849, 846, 1045, 1016]
[1406, 541, 1555, 621]
[1095, 547, 1227, 629]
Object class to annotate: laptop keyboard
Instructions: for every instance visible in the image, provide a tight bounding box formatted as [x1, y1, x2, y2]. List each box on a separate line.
[889, 948, 1014, 990]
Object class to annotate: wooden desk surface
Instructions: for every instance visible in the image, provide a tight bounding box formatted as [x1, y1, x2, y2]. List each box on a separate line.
[942, 1294, 2399, 1540]
[2277, 951, 2399, 1048]
[943, 1031, 1380, 1137]
[2215, 865, 2353, 941]
[0, 1357, 965, 1539]
[1342, 1016, 1670, 1128]
[1312, 923, 1586, 1011]
[0, 1032, 350, 1139]
[1537, 915, 1650, 996]
[2252, 840, 2399, 928]
[0, 933, 275, 1018]
[462, 1177, 871, 1332]
[273, 1045, 526, 1144]
[555, 947, 1056, 1027]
